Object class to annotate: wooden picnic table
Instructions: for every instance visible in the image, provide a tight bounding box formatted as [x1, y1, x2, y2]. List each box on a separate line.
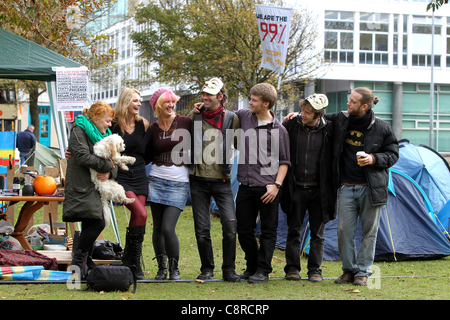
[0, 195, 64, 250]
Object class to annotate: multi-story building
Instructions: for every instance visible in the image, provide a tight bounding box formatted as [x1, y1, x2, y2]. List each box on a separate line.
[301, 0, 450, 151]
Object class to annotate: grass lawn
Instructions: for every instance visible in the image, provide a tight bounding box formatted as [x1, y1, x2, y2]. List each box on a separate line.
[1, 203, 450, 302]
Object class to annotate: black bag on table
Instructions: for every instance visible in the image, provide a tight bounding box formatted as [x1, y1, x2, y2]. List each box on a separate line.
[86, 264, 137, 293]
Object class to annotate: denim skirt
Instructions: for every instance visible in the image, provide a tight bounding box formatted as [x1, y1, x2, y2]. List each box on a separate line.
[147, 175, 189, 211]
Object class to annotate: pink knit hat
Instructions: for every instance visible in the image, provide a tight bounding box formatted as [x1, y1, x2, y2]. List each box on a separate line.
[150, 88, 180, 111]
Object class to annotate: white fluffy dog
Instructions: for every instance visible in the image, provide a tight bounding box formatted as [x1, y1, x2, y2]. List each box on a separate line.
[90, 134, 136, 228]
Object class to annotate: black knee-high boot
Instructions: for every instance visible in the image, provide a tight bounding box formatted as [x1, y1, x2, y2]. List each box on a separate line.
[122, 225, 146, 280]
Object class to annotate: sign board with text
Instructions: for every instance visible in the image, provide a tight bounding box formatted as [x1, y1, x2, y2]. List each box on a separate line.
[64, 111, 74, 122]
[255, 5, 293, 74]
[55, 67, 89, 112]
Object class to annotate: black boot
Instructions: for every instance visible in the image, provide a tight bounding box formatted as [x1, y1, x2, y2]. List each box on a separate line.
[153, 254, 167, 280]
[70, 249, 90, 280]
[71, 231, 96, 269]
[122, 225, 146, 280]
[168, 257, 181, 280]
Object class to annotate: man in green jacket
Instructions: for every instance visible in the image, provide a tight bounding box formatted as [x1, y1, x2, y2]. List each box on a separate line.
[188, 78, 240, 282]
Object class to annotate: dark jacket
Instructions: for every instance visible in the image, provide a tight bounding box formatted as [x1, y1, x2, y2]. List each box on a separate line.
[325, 110, 399, 206]
[63, 125, 118, 222]
[16, 129, 36, 153]
[281, 116, 336, 224]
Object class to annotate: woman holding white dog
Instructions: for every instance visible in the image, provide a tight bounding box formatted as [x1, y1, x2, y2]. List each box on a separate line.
[63, 101, 118, 279]
[111, 87, 151, 280]
[148, 88, 191, 280]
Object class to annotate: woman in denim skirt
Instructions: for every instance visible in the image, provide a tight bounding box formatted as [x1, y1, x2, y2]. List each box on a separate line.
[148, 88, 191, 280]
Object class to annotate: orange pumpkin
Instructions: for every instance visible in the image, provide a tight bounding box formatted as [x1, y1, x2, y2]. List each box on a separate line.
[33, 175, 57, 195]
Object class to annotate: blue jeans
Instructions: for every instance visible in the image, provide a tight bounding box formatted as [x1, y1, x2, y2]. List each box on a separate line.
[20, 151, 28, 165]
[189, 177, 237, 274]
[337, 185, 381, 277]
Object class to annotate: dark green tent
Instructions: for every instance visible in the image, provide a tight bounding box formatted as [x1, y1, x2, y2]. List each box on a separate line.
[27, 142, 62, 174]
[0, 28, 83, 81]
[0, 28, 87, 154]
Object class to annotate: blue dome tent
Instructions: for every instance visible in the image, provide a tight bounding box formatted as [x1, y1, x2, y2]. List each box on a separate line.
[392, 140, 450, 236]
[320, 169, 450, 261]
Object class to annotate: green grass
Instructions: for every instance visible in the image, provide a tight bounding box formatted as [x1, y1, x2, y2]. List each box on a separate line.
[1, 203, 450, 301]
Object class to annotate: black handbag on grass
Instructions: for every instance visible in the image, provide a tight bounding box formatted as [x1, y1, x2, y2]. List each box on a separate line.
[86, 264, 137, 293]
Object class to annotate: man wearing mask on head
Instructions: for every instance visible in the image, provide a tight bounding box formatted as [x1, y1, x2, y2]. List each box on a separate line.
[281, 93, 336, 283]
[188, 78, 241, 282]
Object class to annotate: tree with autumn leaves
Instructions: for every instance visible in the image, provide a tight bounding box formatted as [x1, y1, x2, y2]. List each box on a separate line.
[130, 0, 326, 104]
[0, 0, 117, 141]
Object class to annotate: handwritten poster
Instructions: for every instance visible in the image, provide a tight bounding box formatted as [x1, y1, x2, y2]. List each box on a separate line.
[55, 67, 89, 112]
[255, 5, 293, 74]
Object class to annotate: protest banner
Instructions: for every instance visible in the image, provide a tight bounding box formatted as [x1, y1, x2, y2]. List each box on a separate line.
[255, 5, 293, 74]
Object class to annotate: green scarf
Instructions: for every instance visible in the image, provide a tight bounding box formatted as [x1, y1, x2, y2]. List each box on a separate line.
[75, 115, 111, 144]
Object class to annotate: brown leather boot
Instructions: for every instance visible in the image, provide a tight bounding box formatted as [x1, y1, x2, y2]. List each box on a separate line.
[334, 271, 354, 284]
[353, 276, 368, 286]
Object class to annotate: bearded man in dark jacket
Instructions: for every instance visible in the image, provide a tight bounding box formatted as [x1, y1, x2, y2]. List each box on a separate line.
[281, 93, 336, 283]
[325, 87, 399, 287]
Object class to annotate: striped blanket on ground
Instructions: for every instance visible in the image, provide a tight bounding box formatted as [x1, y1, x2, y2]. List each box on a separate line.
[0, 266, 71, 281]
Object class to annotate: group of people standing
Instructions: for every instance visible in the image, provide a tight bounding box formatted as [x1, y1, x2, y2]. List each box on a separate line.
[62, 77, 399, 287]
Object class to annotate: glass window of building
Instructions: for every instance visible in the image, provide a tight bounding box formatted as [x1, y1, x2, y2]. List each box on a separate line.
[324, 11, 354, 64]
[40, 119, 49, 138]
[359, 12, 389, 65]
[403, 15, 408, 66]
[393, 14, 400, 65]
[446, 17, 450, 67]
[412, 15, 442, 67]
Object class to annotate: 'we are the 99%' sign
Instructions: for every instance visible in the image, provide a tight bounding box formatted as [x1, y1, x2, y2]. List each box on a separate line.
[255, 5, 293, 74]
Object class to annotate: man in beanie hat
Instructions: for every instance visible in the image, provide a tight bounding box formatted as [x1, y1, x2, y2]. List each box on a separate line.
[188, 77, 241, 282]
[281, 93, 336, 282]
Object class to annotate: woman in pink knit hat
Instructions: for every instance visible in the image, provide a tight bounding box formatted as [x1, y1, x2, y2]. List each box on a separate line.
[148, 88, 191, 280]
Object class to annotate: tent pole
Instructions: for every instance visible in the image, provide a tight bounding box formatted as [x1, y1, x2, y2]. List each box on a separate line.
[46, 82, 67, 158]
[109, 200, 121, 245]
